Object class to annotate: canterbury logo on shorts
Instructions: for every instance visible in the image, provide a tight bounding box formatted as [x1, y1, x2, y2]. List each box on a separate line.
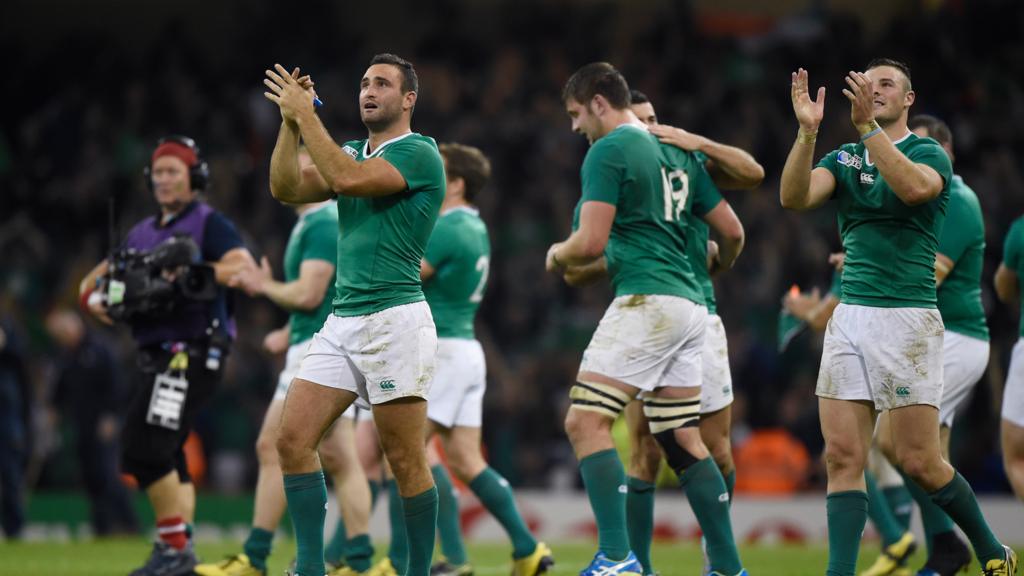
[379, 379, 396, 391]
[147, 372, 189, 430]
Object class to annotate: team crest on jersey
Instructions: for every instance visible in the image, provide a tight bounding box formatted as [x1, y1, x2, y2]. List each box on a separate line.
[342, 145, 359, 159]
[837, 150, 863, 169]
[860, 172, 875, 185]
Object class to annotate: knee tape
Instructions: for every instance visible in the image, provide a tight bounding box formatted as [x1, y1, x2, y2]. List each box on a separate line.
[569, 381, 632, 419]
[643, 396, 701, 434]
[653, 429, 702, 475]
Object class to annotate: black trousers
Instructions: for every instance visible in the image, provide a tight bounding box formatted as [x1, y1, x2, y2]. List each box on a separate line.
[120, 345, 222, 489]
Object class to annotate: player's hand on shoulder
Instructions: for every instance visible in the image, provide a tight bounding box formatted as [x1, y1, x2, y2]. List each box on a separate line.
[790, 68, 826, 132]
[649, 124, 707, 152]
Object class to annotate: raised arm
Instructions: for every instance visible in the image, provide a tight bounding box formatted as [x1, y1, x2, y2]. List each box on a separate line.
[780, 69, 836, 210]
[649, 125, 764, 190]
[844, 72, 943, 206]
[265, 64, 407, 199]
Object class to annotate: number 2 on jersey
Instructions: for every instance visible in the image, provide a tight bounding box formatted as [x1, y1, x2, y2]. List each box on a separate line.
[662, 168, 689, 222]
[470, 255, 490, 303]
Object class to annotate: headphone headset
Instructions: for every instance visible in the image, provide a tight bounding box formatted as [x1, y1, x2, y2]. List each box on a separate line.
[144, 135, 210, 192]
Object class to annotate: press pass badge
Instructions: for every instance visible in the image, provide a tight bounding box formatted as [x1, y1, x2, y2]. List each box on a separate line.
[107, 279, 126, 305]
[147, 372, 189, 430]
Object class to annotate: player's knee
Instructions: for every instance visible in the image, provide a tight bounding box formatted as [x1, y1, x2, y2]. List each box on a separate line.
[895, 450, 935, 484]
[823, 437, 866, 479]
[255, 430, 279, 467]
[445, 449, 484, 483]
[708, 440, 734, 475]
[318, 441, 345, 475]
[629, 434, 663, 481]
[275, 425, 311, 469]
[564, 405, 612, 445]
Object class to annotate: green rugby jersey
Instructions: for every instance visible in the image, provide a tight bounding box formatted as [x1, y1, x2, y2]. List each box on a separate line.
[937, 175, 988, 340]
[334, 133, 445, 317]
[284, 202, 338, 344]
[816, 132, 952, 308]
[579, 124, 710, 304]
[423, 206, 490, 339]
[1003, 215, 1024, 338]
[685, 171, 725, 315]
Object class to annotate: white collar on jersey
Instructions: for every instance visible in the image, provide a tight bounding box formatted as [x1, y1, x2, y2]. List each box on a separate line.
[298, 201, 333, 221]
[440, 205, 479, 217]
[363, 131, 415, 158]
[865, 130, 914, 167]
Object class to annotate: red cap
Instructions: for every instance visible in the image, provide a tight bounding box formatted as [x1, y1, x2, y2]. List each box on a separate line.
[152, 141, 198, 167]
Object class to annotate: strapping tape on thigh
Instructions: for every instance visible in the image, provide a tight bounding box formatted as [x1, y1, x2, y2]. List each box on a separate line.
[643, 396, 701, 434]
[147, 371, 189, 430]
[570, 381, 632, 418]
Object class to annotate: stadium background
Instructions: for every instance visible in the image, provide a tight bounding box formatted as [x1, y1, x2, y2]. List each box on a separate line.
[1, 0, 1022, 545]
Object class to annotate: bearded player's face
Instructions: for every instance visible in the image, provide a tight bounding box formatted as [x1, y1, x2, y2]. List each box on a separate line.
[360, 64, 408, 128]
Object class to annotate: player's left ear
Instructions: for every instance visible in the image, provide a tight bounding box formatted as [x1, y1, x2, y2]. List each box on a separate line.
[904, 89, 915, 108]
[403, 90, 418, 112]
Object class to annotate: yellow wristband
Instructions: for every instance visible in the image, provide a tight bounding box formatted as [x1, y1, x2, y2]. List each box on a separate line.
[797, 129, 818, 145]
[857, 120, 881, 137]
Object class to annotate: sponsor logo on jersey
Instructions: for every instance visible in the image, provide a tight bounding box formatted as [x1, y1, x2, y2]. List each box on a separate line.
[837, 150, 863, 169]
[860, 172, 876, 185]
[379, 379, 396, 391]
[342, 145, 359, 159]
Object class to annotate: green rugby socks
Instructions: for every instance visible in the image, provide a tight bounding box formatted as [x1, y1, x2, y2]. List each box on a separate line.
[826, 491, 868, 576]
[404, 486, 439, 576]
[432, 465, 468, 565]
[680, 457, 742, 575]
[283, 471, 328, 576]
[865, 471, 905, 546]
[469, 467, 537, 559]
[626, 476, 656, 575]
[579, 449, 631, 561]
[242, 527, 273, 571]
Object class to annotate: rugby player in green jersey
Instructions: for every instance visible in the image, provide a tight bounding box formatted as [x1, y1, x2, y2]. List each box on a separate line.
[995, 217, 1024, 503]
[420, 143, 553, 576]
[780, 59, 1016, 576]
[264, 54, 445, 576]
[621, 90, 760, 576]
[196, 152, 374, 576]
[547, 62, 746, 576]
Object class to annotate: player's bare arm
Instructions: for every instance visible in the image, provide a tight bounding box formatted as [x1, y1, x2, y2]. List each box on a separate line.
[563, 257, 608, 287]
[649, 124, 764, 190]
[265, 64, 408, 199]
[995, 263, 1020, 304]
[780, 68, 835, 210]
[545, 201, 616, 272]
[935, 253, 954, 287]
[266, 67, 334, 204]
[702, 199, 744, 270]
[231, 255, 334, 311]
[843, 71, 943, 206]
[212, 247, 258, 286]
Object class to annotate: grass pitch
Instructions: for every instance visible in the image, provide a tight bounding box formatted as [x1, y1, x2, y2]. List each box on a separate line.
[0, 539, 989, 576]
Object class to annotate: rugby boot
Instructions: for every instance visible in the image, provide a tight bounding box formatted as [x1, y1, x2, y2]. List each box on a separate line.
[579, 551, 642, 576]
[708, 570, 749, 576]
[194, 553, 265, 576]
[511, 542, 554, 576]
[429, 560, 474, 576]
[128, 540, 199, 576]
[981, 545, 1018, 576]
[861, 533, 918, 576]
[365, 558, 399, 576]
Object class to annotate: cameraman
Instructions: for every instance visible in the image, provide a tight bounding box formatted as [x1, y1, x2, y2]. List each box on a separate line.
[78, 136, 255, 576]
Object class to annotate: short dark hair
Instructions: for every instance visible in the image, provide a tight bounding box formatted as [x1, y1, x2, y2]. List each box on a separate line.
[866, 58, 912, 92]
[369, 53, 418, 94]
[562, 62, 631, 110]
[629, 89, 650, 105]
[439, 143, 491, 203]
[909, 114, 953, 146]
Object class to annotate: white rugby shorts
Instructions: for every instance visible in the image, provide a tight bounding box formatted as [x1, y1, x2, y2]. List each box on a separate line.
[580, 294, 707, 392]
[1002, 338, 1024, 428]
[816, 304, 944, 411]
[427, 338, 486, 428]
